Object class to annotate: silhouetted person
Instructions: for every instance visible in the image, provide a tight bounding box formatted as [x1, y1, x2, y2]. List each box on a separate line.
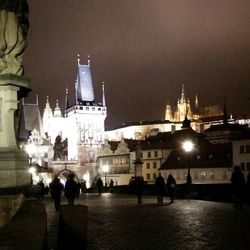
[109, 179, 114, 193]
[81, 180, 87, 197]
[231, 166, 246, 209]
[155, 173, 165, 204]
[49, 176, 64, 212]
[247, 171, 250, 204]
[135, 176, 144, 205]
[167, 174, 176, 203]
[96, 178, 104, 195]
[37, 180, 45, 199]
[64, 174, 78, 205]
[129, 176, 136, 193]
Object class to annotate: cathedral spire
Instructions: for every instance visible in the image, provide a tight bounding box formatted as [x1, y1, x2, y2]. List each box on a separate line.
[195, 94, 199, 109]
[102, 82, 106, 107]
[181, 84, 186, 103]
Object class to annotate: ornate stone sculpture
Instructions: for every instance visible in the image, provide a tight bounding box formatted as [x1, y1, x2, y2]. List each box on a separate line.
[0, 0, 29, 76]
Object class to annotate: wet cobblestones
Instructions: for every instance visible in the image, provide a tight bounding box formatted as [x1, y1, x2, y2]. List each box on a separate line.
[45, 194, 250, 250]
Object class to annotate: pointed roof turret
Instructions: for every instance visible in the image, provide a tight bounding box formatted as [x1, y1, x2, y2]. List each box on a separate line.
[54, 99, 62, 117]
[102, 81, 106, 107]
[76, 55, 95, 104]
[45, 96, 51, 110]
[65, 88, 69, 110]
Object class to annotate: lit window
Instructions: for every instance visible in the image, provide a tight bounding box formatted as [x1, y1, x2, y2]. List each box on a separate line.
[154, 151, 158, 157]
[147, 152, 151, 158]
[153, 162, 157, 169]
[146, 162, 150, 169]
[146, 173, 150, 180]
[153, 173, 157, 179]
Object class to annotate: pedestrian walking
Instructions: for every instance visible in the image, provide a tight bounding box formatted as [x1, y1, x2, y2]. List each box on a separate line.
[37, 179, 45, 199]
[96, 177, 104, 195]
[135, 176, 144, 205]
[49, 176, 64, 212]
[64, 174, 78, 205]
[155, 173, 165, 204]
[167, 174, 176, 203]
[80, 180, 87, 197]
[109, 179, 114, 193]
[231, 165, 246, 209]
[247, 171, 250, 204]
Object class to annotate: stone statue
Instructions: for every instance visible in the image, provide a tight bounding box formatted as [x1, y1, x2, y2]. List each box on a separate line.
[0, 0, 29, 76]
[53, 136, 68, 160]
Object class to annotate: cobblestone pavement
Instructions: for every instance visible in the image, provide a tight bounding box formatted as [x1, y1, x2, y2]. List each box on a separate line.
[44, 194, 250, 250]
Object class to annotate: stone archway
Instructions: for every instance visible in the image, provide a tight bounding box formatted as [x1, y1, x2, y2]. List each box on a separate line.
[55, 169, 79, 185]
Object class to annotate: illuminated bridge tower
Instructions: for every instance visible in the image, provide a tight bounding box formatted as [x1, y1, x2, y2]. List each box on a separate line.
[65, 56, 107, 182]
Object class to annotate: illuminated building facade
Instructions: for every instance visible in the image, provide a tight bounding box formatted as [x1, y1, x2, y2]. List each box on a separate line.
[43, 58, 106, 184]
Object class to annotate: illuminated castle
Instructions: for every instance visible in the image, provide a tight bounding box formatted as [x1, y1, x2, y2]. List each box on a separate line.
[164, 85, 224, 123]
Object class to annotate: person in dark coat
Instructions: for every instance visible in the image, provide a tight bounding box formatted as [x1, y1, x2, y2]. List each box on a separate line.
[247, 171, 250, 204]
[155, 173, 165, 204]
[64, 174, 78, 205]
[96, 178, 104, 195]
[37, 180, 45, 199]
[167, 174, 176, 203]
[49, 176, 64, 212]
[231, 165, 246, 209]
[135, 176, 144, 205]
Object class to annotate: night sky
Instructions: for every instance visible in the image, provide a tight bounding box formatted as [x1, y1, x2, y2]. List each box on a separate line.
[23, 0, 250, 130]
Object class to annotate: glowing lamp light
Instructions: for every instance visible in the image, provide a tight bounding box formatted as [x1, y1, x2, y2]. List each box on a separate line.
[29, 166, 36, 174]
[25, 143, 36, 156]
[102, 165, 109, 173]
[182, 140, 194, 185]
[182, 141, 194, 153]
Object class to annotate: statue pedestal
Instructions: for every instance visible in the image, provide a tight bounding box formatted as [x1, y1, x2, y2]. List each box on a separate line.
[0, 74, 31, 189]
[134, 159, 143, 177]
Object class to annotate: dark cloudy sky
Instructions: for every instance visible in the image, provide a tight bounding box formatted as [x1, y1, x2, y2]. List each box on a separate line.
[23, 0, 250, 129]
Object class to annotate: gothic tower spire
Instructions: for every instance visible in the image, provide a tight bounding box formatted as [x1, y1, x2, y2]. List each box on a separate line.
[65, 88, 69, 111]
[102, 82, 106, 107]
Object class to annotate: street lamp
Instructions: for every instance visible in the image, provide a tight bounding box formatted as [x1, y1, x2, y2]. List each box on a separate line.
[182, 140, 194, 184]
[102, 165, 109, 187]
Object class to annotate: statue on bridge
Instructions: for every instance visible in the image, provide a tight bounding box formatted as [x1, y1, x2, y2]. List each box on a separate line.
[0, 0, 29, 76]
[53, 136, 68, 160]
